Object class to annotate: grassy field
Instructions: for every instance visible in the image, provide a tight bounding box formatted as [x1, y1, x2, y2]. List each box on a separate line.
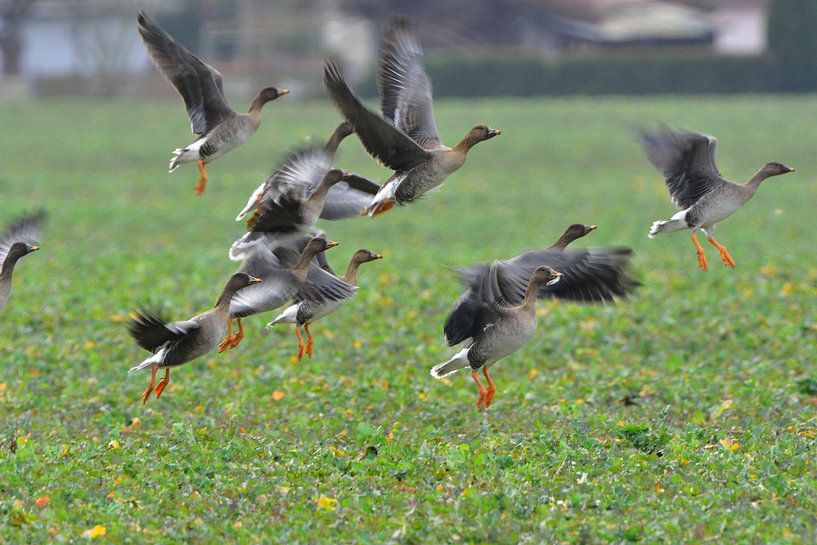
[1, 94, 816, 544]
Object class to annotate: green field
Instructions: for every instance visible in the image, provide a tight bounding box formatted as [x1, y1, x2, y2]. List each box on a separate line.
[1, 95, 816, 544]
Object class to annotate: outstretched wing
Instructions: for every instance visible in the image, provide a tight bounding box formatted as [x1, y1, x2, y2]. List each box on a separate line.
[320, 174, 381, 220]
[324, 60, 432, 172]
[0, 210, 45, 264]
[138, 10, 234, 135]
[443, 264, 509, 347]
[638, 127, 726, 209]
[128, 309, 199, 353]
[377, 17, 441, 149]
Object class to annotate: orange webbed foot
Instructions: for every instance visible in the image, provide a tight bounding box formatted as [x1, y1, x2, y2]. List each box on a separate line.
[153, 369, 170, 398]
[141, 367, 158, 405]
[218, 336, 233, 353]
[304, 324, 314, 358]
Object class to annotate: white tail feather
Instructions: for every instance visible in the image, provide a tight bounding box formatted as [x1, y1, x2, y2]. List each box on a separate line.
[648, 209, 688, 238]
[266, 304, 300, 328]
[430, 347, 471, 379]
[128, 348, 166, 373]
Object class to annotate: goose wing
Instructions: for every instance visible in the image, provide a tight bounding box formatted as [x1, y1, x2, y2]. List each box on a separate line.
[0, 211, 45, 264]
[128, 309, 199, 353]
[324, 60, 432, 172]
[320, 174, 381, 220]
[377, 17, 442, 150]
[638, 127, 726, 209]
[138, 10, 234, 136]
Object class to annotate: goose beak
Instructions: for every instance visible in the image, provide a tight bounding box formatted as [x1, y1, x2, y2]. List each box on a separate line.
[249, 275, 263, 284]
[344, 171, 355, 178]
[326, 240, 340, 249]
[546, 272, 562, 286]
[488, 128, 501, 137]
[279, 88, 290, 95]
[373, 254, 383, 260]
[29, 245, 40, 252]
[586, 225, 597, 233]
[787, 166, 796, 172]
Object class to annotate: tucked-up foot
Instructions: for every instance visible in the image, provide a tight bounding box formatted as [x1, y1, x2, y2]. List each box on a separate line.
[194, 160, 208, 195]
[366, 199, 394, 217]
[153, 369, 170, 398]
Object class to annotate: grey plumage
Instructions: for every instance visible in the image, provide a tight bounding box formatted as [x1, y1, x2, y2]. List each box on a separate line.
[639, 126, 794, 269]
[323, 18, 499, 215]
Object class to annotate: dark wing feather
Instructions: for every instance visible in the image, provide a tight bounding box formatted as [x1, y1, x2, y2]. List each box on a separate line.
[295, 266, 357, 305]
[377, 18, 441, 149]
[497, 247, 640, 304]
[127, 309, 199, 353]
[443, 264, 507, 346]
[0, 210, 45, 263]
[137, 10, 233, 135]
[324, 60, 432, 172]
[638, 127, 726, 209]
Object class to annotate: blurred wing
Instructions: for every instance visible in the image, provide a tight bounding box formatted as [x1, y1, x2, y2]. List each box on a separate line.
[378, 18, 441, 149]
[296, 266, 357, 304]
[496, 247, 640, 304]
[443, 264, 506, 346]
[128, 309, 199, 353]
[638, 127, 725, 209]
[229, 270, 300, 317]
[324, 60, 432, 172]
[0, 210, 45, 264]
[138, 10, 233, 135]
[246, 146, 331, 232]
[320, 179, 381, 220]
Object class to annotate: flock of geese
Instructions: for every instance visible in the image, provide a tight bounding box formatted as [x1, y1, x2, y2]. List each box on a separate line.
[0, 12, 796, 410]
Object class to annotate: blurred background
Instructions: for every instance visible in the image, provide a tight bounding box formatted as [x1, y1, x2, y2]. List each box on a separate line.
[1, 0, 815, 101]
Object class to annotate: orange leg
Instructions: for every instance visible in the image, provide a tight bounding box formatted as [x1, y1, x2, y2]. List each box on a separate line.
[246, 193, 263, 228]
[229, 318, 245, 349]
[690, 233, 709, 271]
[194, 160, 208, 195]
[218, 318, 234, 353]
[707, 235, 736, 268]
[304, 323, 314, 358]
[153, 368, 171, 398]
[471, 370, 489, 409]
[141, 366, 158, 405]
[482, 367, 497, 407]
[295, 325, 305, 361]
[367, 199, 395, 217]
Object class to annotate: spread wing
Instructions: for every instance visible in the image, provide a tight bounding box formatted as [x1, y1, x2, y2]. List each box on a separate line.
[230, 245, 302, 317]
[378, 17, 441, 150]
[443, 264, 508, 347]
[638, 127, 726, 209]
[138, 10, 234, 135]
[295, 266, 357, 305]
[128, 309, 199, 353]
[0, 211, 45, 264]
[239, 145, 331, 232]
[320, 174, 381, 220]
[493, 247, 640, 304]
[324, 60, 432, 172]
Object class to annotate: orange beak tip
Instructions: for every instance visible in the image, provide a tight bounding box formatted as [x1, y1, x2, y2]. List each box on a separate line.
[280, 88, 290, 95]
[30, 246, 40, 251]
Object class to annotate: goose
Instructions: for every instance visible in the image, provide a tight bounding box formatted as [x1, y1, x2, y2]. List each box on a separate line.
[219, 235, 348, 351]
[138, 10, 288, 195]
[639, 126, 795, 270]
[267, 249, 383, 360]
[229, 123, 380, 260]
[431, 267, 562, 409]
[0, 211, 44, 311]
[128, 272, 261, 404]
[444, 225, 639, 347]
[323, 17, 500, 216]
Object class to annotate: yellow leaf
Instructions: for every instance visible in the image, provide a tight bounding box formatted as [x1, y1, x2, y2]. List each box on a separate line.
[272, 391, 285, 401]
[35, 496, 50, 508]
[107, 440, 119, 450]
[81, 525, 106, 538]
[58, 444, 70, 459]
[352, 340, 362, 350]
[719, 437, 740, 451]
[85, 341, 96, 350]
[315, 495, 338, 512]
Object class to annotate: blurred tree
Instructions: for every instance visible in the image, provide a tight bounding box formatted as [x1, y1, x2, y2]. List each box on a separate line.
[767, 0, 817, 91]
[0, 0, 35, 76]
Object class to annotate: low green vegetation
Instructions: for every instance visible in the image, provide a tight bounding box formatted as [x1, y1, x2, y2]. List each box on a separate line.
[0, 95, 815, 543]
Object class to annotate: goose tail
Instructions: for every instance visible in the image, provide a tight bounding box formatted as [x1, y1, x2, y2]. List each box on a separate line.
[430, 347, 471, 379]
[648, 210, 688, 238]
